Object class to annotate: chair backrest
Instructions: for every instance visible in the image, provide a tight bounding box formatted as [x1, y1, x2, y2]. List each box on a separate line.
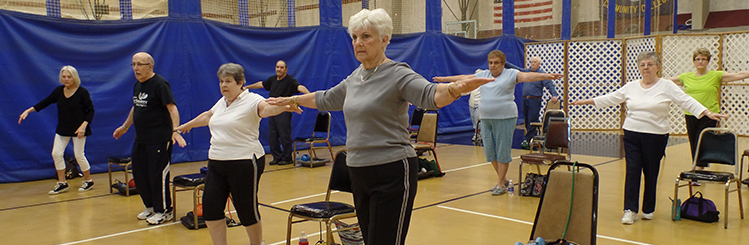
[416, 112, 439, 144]
[313, 111, 331, 139]
[410, 108, 426, 129]
[328, 150, 353, 194]
[694, 128, 737, 169]
[541, 109, 565, 135]
[544, 117, 570, 151]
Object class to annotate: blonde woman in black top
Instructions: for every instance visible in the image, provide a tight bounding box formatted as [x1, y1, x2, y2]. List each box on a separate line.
[19, 66, 95, 194]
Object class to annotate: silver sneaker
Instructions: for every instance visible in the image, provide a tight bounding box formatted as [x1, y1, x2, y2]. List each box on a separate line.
[492, 187, 508, 196]
[137, 207, 154, 220]
[621, 210, 637, 224]
[146, 211, 173, 225]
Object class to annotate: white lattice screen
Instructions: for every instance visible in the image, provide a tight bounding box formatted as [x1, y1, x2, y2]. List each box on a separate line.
[539, 31, 749, 136]
[566, 40, 623, 131]
[624, 37, 656, 83]
[524, 41, 566, 123]
[722, 33, 749, 83]
[661, 34, 721, 135]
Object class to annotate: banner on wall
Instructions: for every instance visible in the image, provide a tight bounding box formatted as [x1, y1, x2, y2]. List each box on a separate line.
[601, 0, 673, 19]
[493, 0, 557, 28]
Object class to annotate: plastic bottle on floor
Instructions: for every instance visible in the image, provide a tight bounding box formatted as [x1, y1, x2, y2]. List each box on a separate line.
[508, 180, 515, 197]
[299, 231, 309, 245]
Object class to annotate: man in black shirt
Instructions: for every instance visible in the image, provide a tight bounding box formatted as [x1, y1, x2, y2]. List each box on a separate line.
[244, 60, 309, 165]
[113, 52, 186, 225]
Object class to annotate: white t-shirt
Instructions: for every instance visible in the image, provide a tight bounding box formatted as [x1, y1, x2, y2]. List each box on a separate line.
[593, 78, 707, 135]
[208, 90, 265, 160]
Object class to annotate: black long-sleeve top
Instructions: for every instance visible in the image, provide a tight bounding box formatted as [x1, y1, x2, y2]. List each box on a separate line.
[33, 85, 95, 136]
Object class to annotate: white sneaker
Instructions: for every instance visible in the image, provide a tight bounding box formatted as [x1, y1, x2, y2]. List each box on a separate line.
[146, 211, 173, 225]
[642, 212, 654, 220]
[137, 207, 154, 220]
[621, 210, 637, 224]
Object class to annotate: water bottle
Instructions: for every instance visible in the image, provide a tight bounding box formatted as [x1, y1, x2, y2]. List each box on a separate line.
[508, 180, 515, 196]
[299, 231, 309, 245]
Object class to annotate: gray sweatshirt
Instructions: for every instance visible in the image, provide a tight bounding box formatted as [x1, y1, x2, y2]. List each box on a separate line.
[316, 61, 438, 167]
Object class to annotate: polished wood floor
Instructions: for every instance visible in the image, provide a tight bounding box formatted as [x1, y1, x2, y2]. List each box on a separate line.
[2, 133, 749, 245]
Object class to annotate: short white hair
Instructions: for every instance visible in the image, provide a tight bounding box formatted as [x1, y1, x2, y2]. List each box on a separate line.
[348, 8, 393, 45]
[60, 66, 81, 86]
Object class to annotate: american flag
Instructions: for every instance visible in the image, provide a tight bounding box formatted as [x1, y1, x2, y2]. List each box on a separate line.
[494, 0, 555, 27]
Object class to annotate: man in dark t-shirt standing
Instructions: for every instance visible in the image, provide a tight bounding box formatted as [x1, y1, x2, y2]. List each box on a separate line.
[244, 60, 309, 165]
[113, 52, 186, 225]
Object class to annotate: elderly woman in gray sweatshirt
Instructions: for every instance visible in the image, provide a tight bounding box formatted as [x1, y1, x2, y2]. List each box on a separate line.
[266, 8, 492, 245]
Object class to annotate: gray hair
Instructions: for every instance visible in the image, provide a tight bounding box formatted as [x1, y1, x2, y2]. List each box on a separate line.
[217, 63, 245, 85]
[530, 56, 542, 63]
[348, 8, 393, 45]
[59, 66, 81, 86]
[636, 51, 661, 67]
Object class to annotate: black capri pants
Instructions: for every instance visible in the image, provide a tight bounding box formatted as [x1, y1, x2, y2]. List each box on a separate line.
[203, 156, 265, 226]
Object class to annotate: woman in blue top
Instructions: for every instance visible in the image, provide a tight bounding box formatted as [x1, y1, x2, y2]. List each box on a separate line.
[434, 50, 562, 196]
[19, 66, 95, 194]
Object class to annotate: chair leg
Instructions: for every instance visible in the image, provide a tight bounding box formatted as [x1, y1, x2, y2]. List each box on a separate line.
[286, 214, 294, 245]
[326, 220, 334, 245]
[326, 141, 334, 161]
[725, 182, 730, 229]
[172, 184, 177, 222]
[518, 162, 524, 188]
[673, 178, 680, 221]
[738, 180, 745, 219]
[430, 149, 442, 172]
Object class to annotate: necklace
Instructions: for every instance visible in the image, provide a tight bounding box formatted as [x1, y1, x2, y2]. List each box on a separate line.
[360, 59, 389, 82]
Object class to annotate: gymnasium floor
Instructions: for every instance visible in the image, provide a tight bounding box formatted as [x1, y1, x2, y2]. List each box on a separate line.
[2, 129, 748, 245]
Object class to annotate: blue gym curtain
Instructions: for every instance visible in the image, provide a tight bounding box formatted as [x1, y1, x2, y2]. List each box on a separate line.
[0, 8, 528, 183]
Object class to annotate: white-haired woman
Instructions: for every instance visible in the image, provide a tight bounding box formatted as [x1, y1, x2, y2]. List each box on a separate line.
[665, 48, 749, 177]
[571, 52, 728, 225]
[267, 9, 492, 245]
[176, 63, 300, 245]
[19, 66, 95, 194]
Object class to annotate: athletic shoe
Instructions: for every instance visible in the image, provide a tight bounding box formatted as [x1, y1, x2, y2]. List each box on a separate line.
[492, 187, 507, 196]
[78, 180, 94, 192]
[49, 182, 69, 195]
[146, 211, 173, 225]
[268, 160, 278, 165]
[137, 207, 154, 220]
[521, 141, 530, 150]
[277, 160, 293, 165]
[621, 210, 637, 224]
[642, 212, 654, 220]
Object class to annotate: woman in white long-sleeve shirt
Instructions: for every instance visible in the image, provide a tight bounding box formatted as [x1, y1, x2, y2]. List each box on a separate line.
[571, 51, 728, 225]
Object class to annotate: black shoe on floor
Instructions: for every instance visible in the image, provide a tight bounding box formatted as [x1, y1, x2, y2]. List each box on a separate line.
[268, 160, 278, 165]
[277, 160, 292, 165]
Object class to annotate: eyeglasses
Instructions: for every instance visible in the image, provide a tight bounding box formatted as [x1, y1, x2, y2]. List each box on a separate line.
[694, 58, 710, 62]
[131, 62, 151, 67]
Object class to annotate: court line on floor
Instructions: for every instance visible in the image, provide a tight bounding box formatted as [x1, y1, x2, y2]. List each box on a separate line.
[58, 222, 183, 245]
[0, 193, 113, 212]
[438, 205, 653, 245]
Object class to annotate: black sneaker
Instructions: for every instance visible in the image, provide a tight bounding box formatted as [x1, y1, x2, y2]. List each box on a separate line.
[277, 160, 293, 165]
[49, 182, 69, 195]
[268, 160, 278, 165]
[79, 180, 94, 192]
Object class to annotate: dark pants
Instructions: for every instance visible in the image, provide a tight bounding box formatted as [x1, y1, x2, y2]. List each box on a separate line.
[269, 112, 292, 162]
[349, 157, 418, 245]
[203, 156, 265, 225]
[523, 97, 543, 142]
[132, 141, 173, 213]
[685, 115, 718, 167]
[622, 130, 669, 214]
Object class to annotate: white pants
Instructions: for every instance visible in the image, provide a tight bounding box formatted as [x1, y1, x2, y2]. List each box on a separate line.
[52, 134, 90, 171]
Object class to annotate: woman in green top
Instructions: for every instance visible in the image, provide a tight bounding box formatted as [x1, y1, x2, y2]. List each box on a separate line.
[667, 48, 749, 171]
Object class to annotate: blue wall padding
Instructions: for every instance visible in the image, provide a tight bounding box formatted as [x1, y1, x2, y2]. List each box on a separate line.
[0, 9, 528, 183]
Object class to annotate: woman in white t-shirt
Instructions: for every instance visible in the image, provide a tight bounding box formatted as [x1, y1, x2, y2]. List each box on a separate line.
[571, 52, 728, 225]
[176, 63, 300, 245]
